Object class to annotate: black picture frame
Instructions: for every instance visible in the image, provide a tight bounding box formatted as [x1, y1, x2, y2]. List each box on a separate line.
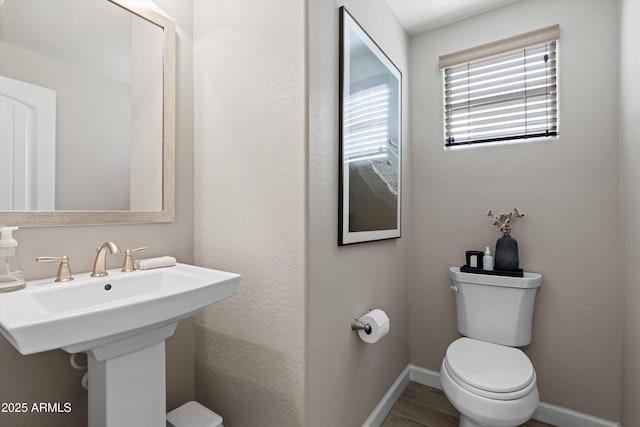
[339, 7, 402, 245]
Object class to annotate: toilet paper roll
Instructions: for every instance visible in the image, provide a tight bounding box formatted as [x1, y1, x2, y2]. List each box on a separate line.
[357, 309, 390, 344]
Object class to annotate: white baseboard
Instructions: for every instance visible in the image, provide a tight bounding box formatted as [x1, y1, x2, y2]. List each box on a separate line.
[364, 364, 620, 427]
[533, 402, 621, 427]
[361, 365, 410, 427]
[408, 363, 441, 389]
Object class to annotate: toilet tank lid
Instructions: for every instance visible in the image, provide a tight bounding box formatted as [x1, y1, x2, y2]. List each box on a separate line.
[446, 338, 535, 393]
[449, 267, 541, 289]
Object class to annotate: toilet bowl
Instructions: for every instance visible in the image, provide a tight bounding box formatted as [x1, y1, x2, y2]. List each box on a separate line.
[440, 338, 539, 427]
[443, 267, 543, 427]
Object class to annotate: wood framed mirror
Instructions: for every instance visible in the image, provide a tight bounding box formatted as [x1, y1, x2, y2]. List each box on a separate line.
[0, 0, 175, 226]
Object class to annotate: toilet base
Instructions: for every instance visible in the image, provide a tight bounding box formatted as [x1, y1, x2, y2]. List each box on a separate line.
[459, 414, 501, 427]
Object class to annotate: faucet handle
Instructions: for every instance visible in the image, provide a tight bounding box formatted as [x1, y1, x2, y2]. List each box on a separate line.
[121, 247, 148, 272]
[36, 256, 74, 282]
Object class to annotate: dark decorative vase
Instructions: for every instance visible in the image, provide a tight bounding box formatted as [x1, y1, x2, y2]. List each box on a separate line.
[495, 235, 519, 271]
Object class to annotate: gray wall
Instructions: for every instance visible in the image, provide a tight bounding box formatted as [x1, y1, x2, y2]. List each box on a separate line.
[409, 0, 621, 421]
[192, 0, 306, 425]
[308, 0, 411, 425]
[0, 1, 195, 425]
[620, 0, 640, 424]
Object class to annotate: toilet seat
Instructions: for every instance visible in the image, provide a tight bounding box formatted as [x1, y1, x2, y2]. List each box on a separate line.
[444, 338, 536, 400]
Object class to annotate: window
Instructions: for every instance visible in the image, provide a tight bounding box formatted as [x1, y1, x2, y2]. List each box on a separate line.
[439, 25, 559, 147]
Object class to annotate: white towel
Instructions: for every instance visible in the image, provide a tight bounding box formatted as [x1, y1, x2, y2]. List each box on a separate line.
[134, 256, 177, 270]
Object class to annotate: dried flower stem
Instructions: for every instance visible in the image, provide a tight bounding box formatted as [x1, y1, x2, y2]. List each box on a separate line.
[486, 207, 525, 236]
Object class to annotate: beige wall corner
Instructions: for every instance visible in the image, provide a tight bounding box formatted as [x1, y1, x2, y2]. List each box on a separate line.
[192, 0, 307, 425]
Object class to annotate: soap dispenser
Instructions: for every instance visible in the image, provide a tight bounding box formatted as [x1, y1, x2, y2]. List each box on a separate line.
[483, 246, 494, 271]
[0, 227, 25, 292]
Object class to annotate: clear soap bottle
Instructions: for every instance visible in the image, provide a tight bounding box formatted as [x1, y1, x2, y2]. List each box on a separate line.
[0, 227, 25, 292]
[483, 246, 494, 271]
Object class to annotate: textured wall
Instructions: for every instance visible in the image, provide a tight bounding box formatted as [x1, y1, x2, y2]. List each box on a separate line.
[307, 1, 411, 425]
[0, 1, 195, 425]
[192, 1, 306, 426]
[620, 0, 640, 424]
[409, 0, 621, 421]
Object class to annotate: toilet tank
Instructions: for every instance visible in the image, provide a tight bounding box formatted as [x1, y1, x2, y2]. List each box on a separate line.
[449, 267, 542, 347]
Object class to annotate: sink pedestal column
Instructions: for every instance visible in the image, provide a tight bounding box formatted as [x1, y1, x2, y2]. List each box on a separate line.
[86, 322, 178, 427]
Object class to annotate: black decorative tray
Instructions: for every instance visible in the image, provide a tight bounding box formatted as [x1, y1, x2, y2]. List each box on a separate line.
[460, 265, 524, 277]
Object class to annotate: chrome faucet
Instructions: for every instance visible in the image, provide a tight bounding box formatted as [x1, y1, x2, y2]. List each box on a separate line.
[91, 242, 121, 277]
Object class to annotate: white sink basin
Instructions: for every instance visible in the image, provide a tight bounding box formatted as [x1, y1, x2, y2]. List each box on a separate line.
[0, 263, 240, 355]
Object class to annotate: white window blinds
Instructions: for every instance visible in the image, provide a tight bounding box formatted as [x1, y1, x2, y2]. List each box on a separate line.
[440, 25, 559, 147]
[343, 83, 390, 162]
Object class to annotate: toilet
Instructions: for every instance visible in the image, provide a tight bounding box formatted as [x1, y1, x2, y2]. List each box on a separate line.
[441, 267, 542, 427]
[166, 401, 223, 427]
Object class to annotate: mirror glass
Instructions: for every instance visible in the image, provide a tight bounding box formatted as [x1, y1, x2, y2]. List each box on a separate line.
[0, 0, 174, 224]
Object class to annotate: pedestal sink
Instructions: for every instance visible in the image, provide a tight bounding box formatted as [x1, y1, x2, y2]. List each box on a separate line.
[0, 263, 241, 427]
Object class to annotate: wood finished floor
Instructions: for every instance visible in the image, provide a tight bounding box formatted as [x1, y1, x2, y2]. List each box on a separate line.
[380, 382, 555, 427]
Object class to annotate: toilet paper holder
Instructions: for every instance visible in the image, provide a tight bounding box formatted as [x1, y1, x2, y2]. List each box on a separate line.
[351, 318, 372, 334]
